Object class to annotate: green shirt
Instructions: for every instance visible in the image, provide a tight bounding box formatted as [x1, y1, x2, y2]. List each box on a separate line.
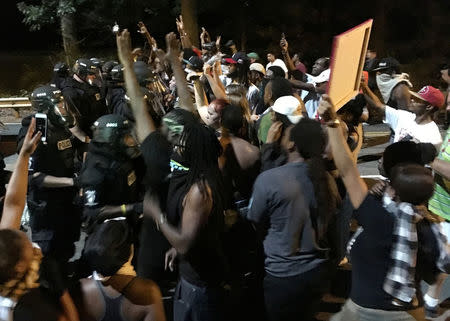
[257, 112, 272, 144]
[428, 129, 450, 220]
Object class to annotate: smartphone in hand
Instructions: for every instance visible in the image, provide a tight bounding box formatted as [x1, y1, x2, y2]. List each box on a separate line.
[34, 113, 47, 142]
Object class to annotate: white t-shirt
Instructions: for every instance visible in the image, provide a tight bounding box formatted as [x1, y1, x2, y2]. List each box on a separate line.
[384, 106, 442, 148]
[266, 59, 288, 74]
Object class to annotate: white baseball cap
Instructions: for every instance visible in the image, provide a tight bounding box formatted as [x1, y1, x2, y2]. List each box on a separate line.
[271, 95, 303, 124]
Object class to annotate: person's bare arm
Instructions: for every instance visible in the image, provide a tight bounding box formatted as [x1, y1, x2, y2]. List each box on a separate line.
[280, 38, 295, 71]
[31, 173, 74, 188]
[116, 29, 156, 142]
[69, 125, 90, 143]
[289, 79, 315, 91]
[165, 32, 195, 113]
[176, 15, 193, 49]
[143, 282, 166, 321]
[1, 118, 41, 229]
[391, 83, 411, 111]
[318, 95, 368, 209]
[144, 183, 212, 255]
[432, 158, 450, 180]
[293, 92, 307, 117]
[200, 27, 211, 48]
[203, 63, 227, 100]
[193, 79, 208, 108]
[361, 81, 386, 116]
[60, 290, 80, 321]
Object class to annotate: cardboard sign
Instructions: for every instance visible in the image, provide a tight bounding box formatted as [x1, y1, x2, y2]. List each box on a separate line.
[328, 19, 373, 110]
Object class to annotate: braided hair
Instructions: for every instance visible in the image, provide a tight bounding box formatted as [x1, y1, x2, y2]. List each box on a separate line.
[290, 118, 336, 244]
[179, 123, 224, 205]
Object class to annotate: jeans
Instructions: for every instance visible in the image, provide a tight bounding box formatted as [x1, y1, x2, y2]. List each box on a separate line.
[263, 265, 330, 321]
[330, 299, 425, 321]
[173, 277, 225, 321]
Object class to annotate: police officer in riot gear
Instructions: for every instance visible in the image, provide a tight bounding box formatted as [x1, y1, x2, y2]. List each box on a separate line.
[79, 114, 144, 227]
[50, 61, 70, 90]
[89, 57, 105, 88]
[109, 64, 134, 120]
[17, 85, 81, 267]
[62, 58, 108, 142]
[102, 60, 119, 109]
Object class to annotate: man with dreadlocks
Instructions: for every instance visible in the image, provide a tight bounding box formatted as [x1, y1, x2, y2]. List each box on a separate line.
[144, 122, 229, 321]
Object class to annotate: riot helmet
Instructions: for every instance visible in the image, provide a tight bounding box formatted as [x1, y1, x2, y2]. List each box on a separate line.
[110, 64, 125, 83]
[30, 85, 75, 128]
[73, 58, 98, 84]
[53, 62, 70, 78]
[90, 57, 104, 69]
[102, 61, 119, 80]
[91, 114, 140, 158]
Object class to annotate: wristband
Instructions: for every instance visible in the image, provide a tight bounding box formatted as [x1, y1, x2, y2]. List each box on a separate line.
[121, 204, 127, 214]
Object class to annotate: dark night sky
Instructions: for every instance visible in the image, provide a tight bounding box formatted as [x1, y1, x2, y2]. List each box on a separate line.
[0, 0, 448, 94]
[1, 1, 59, 51]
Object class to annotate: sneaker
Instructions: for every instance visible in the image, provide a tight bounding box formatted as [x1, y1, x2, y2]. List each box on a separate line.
[424, 302, 439, 319]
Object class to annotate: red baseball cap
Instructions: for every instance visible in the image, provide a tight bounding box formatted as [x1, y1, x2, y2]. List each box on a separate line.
[410, 86, 445, 108]
[224, 58, 237, 64]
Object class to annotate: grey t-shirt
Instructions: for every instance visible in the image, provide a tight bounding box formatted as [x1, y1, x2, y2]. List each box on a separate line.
[245, 162, 327, 277]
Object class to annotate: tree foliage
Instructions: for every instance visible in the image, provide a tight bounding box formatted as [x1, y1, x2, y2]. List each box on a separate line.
[17, 0, 88, 31]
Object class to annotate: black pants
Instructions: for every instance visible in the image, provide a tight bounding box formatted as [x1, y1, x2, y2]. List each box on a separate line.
[173, 277, 225, 321]
[263, 265, 330, 321]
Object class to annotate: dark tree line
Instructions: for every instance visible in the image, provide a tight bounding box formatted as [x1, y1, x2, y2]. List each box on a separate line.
[16, 0, 450, 73]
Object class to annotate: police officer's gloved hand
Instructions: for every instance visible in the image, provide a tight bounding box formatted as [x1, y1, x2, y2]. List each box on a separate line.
[30, 172, 46, 188]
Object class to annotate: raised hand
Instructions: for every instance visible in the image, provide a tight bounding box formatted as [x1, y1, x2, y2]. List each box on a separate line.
[138, 21, 148, 35]
[176, 15, 185, 33]
[280, 38, 288, 52]
[203, 63, 213, 76]
[116, 29, 133, 66]
[215, 35, 221, 48]
[317, 94, 337, 123]
[165, 32, 181, 61]
[21, 117, 41, 156]
[200, 27, 211, 43]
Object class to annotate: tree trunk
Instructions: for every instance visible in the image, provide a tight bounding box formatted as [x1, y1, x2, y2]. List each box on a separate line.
[60, 13, 79, 65]
[372, 0, 386, 56]
[181, 0, 199, 47]
[238, 2, 247, 51]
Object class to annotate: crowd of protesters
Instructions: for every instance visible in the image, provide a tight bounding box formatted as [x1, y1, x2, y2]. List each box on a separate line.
[0, 15, 450, 321]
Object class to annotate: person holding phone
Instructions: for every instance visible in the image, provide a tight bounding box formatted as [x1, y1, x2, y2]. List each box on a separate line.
[17, 85, 81, 280]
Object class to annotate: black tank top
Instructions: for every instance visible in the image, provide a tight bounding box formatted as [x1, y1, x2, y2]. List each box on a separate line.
[166, 155, 228, 287]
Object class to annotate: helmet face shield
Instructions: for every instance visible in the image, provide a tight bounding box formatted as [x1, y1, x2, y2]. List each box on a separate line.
[123, 132, 141, 159]
[51, 99, 75, 128]
[31, 85, 75, 128]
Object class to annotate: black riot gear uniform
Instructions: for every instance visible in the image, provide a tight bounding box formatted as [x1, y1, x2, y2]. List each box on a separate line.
[109, 64, 133, 121]
[51, 62, 70, 90]
[17, 86, 81, 263]
[62, 59, 107, 138]
[30, 85, 75, 128]
[79, 114, 144, 226]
